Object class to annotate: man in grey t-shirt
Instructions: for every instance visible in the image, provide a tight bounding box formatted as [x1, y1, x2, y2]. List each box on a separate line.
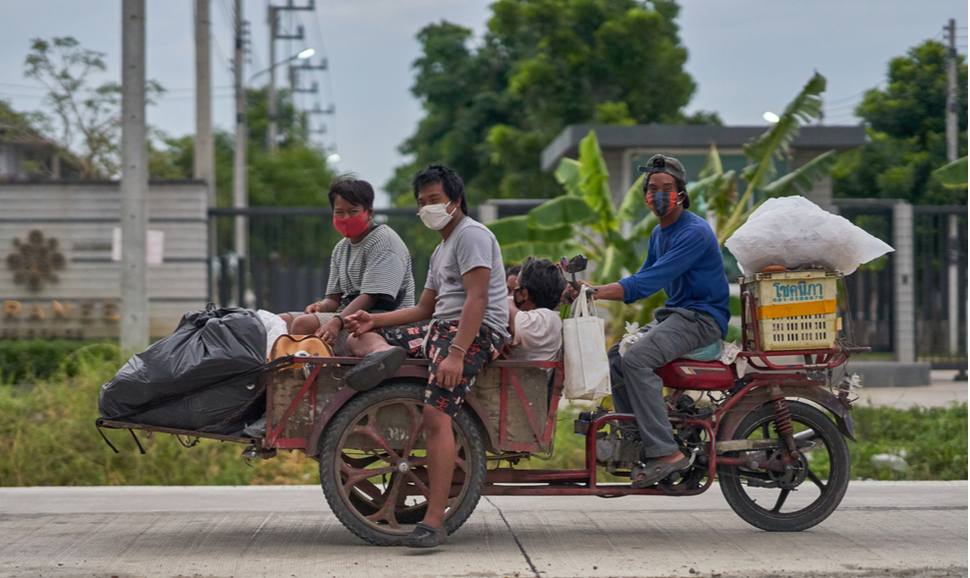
[343, 165, 508, 548]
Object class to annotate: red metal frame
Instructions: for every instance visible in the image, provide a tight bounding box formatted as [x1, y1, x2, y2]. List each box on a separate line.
[103, 285, 866, 499]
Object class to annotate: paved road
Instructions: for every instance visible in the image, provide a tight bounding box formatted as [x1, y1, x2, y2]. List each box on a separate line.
[0, 481, 965, 578]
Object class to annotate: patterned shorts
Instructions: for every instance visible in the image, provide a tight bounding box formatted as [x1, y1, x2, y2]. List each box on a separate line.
[374, 320, 502, 417]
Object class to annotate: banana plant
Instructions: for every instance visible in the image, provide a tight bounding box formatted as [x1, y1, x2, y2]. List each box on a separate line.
[716, 72, 839, 244]
[487, 72, 841, 340]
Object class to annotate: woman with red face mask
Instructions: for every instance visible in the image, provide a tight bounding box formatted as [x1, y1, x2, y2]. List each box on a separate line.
[279, 176, 415, 353]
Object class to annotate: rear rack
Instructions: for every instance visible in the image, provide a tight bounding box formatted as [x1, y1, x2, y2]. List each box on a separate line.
[95, 418, 256, 444]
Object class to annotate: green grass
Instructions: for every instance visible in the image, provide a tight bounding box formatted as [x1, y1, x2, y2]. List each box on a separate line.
[0, 339, 118, 384]
[1, 357, 965, 486]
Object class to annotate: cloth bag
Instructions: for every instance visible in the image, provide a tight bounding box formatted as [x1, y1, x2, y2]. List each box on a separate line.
[269, 334, 334, 363]
[562, 286, 611, 401]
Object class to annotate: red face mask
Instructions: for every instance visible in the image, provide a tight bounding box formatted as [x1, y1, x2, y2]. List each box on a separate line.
[334, 211, 370, 238]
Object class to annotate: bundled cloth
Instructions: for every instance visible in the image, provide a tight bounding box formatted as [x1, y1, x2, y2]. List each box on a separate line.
[98, 305, 268, 436]
[725, 196, 894, 275]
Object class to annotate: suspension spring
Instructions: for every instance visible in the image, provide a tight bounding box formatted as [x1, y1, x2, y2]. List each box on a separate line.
[772, 397, 793, 437]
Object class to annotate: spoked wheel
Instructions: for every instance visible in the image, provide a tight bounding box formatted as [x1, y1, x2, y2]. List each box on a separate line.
[319, 381, 486, 546]
[716, 400, 850, 532]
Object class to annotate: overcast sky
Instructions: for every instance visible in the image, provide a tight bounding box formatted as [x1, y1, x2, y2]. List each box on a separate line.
[0, 1, 965, 206]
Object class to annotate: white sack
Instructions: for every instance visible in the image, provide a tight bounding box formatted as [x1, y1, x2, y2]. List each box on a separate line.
[725, 196, 894, 275]
[256, 309, 288, 360]
[562, 286, 611, 401]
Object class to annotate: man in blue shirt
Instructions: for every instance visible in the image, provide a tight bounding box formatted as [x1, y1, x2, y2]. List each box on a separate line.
[568, 154, 730, 489]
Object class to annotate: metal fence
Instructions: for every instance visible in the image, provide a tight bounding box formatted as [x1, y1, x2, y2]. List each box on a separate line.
[208, 207, 476, 313]
[913, 206, 967, 367]
[210, 202, 967, 369]
[833, 200, 895, 353]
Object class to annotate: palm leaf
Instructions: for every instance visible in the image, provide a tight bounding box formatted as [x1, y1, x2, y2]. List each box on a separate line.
[724, 72, 827, 236]
[741, 72, 826, 189]
[760, 149, 838, 198]
[629, 211, 659, 240]
[488, 214, 576, 245]
[594, 245, 625, 285]
[698, 144, 723, 179]
[933, 156, 968, 189]
[528, 196, 597, 229]
[616, 174, 646, 223]
[554, 158, 583, 196]
[577, 130, 618, 232]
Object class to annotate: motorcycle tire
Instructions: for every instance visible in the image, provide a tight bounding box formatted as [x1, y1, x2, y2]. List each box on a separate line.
[319, 380, 487, 546]
[717, 400, 850, 532]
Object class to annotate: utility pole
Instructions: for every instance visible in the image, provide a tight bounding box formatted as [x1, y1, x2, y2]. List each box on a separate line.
[266, 4, 278, 153]
[944, 18, 960, 362]
[194, 0, 214, 207]
[120, 0, 149, 355]
[945, 18, 958, 163]
[233, 0, 247, 304]
[266, 1, 313, 153]
[194, 0, 215, 302]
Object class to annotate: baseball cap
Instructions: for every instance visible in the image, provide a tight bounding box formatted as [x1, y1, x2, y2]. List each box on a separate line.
[638, 154, 690, 209]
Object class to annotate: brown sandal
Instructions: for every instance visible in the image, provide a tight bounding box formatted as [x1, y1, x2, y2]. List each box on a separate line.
[630, 454, 693, 489]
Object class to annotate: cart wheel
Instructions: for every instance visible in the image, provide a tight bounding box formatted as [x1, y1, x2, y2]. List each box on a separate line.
[319, 381, 486, 546]
[716, 400, 850, 532]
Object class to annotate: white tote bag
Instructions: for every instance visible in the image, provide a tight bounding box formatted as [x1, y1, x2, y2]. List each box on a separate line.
[562, 286, 611, 401]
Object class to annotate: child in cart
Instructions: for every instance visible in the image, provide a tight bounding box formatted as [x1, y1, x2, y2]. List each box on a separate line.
[505, 256, 567, 362]
[342, 165, 508, 549]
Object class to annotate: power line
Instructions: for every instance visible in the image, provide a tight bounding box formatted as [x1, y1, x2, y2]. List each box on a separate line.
[299, 7, 337, 151]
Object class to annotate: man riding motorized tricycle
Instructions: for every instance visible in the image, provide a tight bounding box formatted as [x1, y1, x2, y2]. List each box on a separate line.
[565, 154, 730, 489]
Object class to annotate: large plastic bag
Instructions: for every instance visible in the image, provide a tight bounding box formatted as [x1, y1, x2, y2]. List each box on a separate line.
[562, 286, 611, 401]
[98, 306, 268, 435]
[725, 196, 894, 275]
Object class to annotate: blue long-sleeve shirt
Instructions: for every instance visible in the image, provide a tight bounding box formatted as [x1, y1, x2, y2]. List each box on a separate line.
[617, 210, 731, 338]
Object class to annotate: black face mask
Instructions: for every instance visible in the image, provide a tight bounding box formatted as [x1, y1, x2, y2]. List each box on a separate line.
[512, 287, 527, 309]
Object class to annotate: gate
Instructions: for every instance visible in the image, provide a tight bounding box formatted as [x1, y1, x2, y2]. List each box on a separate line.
[913, 206, 968, 368]
[833, 200, 895, 353]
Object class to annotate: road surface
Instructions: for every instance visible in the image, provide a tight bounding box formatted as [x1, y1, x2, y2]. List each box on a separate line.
[0, 481, 965, 578]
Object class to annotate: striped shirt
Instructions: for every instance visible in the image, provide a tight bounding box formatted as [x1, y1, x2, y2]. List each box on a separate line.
[325, 224, 415, 311]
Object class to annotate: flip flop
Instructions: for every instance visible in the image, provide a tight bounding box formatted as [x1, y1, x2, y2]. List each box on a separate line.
[403, 522, 447, 548]
[630, 453, 694, 489]
[345, 348, 407, 391]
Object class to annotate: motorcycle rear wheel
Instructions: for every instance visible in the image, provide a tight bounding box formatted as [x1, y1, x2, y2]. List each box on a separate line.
[717, 400, 850, 532]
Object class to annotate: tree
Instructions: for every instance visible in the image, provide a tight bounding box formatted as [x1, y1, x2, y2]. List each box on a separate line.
[487, 73, 837, 341]
[387, 0, 719, 206]
[833, 40, 968, 205]
[23, 37, 164, 179]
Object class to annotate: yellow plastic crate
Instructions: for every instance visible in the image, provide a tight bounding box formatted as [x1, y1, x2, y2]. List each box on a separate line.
[743, 270, 841, 351]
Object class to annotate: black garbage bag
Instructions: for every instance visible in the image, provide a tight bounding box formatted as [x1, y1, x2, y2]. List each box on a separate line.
[99, 305, 268, 435]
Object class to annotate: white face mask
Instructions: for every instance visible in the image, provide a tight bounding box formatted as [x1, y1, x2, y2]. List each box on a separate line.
[418, 202, 456, 230]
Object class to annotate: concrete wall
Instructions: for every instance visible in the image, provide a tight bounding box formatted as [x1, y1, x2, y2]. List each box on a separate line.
[0, 181, 208, 339]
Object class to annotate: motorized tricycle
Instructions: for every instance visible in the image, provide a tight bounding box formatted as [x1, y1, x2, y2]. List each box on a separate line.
[97, 262, 867, 546]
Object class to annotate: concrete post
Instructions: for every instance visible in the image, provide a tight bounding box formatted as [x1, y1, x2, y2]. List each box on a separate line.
[232, 0, 247, 262]
[892, 201, 915, 363]
[194, 0, 214, 205]
[120, 0, 149, 355]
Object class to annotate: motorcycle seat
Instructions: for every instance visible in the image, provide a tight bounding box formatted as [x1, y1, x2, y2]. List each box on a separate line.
[655, 358, 736, 390]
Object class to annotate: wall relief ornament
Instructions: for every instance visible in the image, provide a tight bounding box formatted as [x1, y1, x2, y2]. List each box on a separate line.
[6, 229, 66, 292]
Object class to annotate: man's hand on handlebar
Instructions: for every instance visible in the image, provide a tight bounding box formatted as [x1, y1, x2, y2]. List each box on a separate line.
[562, 280, 596, 304]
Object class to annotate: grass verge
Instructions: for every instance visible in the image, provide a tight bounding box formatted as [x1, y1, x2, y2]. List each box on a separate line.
[1, 361, 965, 486]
